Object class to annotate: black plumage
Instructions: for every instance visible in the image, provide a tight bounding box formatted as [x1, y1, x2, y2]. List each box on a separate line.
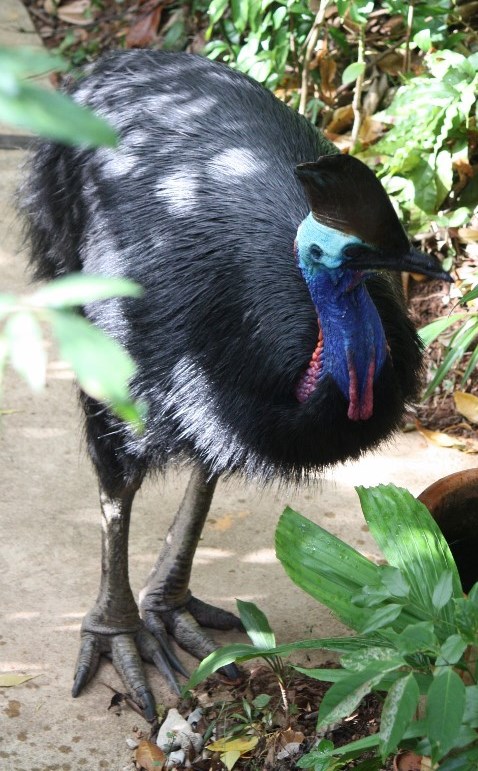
[22, 50, 443, 716]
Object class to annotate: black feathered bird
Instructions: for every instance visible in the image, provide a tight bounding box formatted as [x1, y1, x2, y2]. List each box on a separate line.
[23, 50, 450, 719]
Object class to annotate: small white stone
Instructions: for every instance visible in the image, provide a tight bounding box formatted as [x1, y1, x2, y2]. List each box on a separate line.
[125, 737, 139, 749]
[166, 749, 185, 768]
[277, 741, 302, 760]
[157, 708, 200, 751]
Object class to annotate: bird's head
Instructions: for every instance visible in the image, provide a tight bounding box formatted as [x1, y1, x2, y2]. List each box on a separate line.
[295, 154, 450, 282]
[293, 154, 451, 419]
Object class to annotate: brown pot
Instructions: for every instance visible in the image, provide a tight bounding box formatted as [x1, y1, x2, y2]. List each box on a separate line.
[393, 751, 434, 770]
[418, 468, 478, 593]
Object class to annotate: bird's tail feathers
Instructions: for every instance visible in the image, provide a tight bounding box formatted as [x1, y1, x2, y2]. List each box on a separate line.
[21, 141, 85, 280]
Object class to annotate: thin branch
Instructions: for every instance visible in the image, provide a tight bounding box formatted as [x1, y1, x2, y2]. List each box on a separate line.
[351, 25, 366, 150]
[404, 0, 416, 73]
[299, 0, 330, 116]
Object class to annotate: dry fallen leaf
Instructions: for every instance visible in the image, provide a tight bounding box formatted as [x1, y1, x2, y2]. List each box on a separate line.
[326, 104, 354, 134]
[126, 1, 163, 48]
[0, 673, 38, 687]
[57, 0, 92, 25]
[135, 740, 166, 771]
[207, 735, 259, 770]
[454, 391, 478, 424]
[415, 421, 465, 449]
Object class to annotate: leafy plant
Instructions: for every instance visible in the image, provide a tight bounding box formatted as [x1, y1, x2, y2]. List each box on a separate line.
[0, 275, 145, 427]
[188, 484, 478, 768]
[199, 0, 314, 89]
[419, 280, 478, 399]
[359, 49, 478, 234]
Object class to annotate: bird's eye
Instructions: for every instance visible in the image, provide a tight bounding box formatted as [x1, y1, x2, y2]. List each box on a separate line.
[342, 243, 378, 261]
[309, 245, 323, 263]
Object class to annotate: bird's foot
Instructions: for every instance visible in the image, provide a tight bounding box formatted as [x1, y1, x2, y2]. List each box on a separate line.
[72, 607, 186, 721]
[140, 591, 243, 678]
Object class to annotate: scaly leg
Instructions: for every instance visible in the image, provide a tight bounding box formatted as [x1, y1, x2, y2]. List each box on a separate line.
[72, 483, 184, 720]
[140, 464, 243, 662]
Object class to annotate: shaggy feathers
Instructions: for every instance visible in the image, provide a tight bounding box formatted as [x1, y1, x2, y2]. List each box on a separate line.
[23, 50, 422, 493]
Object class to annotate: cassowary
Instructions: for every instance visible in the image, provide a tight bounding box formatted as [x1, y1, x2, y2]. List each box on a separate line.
[23, 50, 449, 719]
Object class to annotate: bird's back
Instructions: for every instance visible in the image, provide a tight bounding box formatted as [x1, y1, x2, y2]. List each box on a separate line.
[24, 50, 422, 482]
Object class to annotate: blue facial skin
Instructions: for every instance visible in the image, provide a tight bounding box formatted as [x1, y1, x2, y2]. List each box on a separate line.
[296, 213, 388, 413]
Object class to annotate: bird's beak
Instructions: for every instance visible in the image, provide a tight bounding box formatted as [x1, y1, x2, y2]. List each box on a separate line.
[347, 246, 453, 282]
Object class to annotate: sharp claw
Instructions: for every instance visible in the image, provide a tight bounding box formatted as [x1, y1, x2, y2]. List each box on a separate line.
[163, 608, 218, 661]
[135, 685, 157, 722]
[136, 628, 184, 693]
[142, 611, 189, 677]
[72, 666, 90, 698]
[72, 633, 100, 697]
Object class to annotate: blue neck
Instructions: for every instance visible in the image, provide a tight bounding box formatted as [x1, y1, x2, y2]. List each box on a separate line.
[297, 220, 387, 420]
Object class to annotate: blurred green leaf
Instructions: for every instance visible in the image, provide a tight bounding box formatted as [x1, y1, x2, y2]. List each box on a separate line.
[419, 314, 464, 347]
[342, 61, 366, 85]
[48, 309, 142, 425]
[31, 275, 142, 309]
[0, 82, 117, 147]
[4, 311, 46, 391]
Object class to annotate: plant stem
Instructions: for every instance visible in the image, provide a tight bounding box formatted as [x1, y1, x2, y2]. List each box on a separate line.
[299, 0, 329, 115]
[404, 1, 415, 73]
[351, 24, 366, 150]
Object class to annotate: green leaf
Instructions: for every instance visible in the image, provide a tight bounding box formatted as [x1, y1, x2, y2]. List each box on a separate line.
[208, 0, 229, 24]
[463, 684, 478, 727]
[276, 507, 382, 632]
[0, 46, 68, 79]
[419, 313, 464, 347]
[432, 570, 454, 610]
[340, 646, 403, 672]
[436, 634, 467, 666]
[48, 309, 142, 424]
[423, 320, 478, 398]
[4, 311, 46, 391]
[427, 667, 466, 761]
[185, 643, 258, 689]
[356, 485, 462, 629]
[342, 61, 366, 85]
[0, 294, 16, 319]
[360, 603, 403, 634]
[251, 693, 271, 709]
[379, 673, 420, 758]
[438, 746, 478, 771]
[0, 82, 117, 147]
[30, 275, 142, 309]
[236, 600, 276, 650]
[317, 659, 404, 729]
[396, 622, 437, 654]
[414, 28, 432, 53]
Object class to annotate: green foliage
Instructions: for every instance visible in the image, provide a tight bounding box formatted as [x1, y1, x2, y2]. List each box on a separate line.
[189, 485, 478, 767]
[359, 50, 478, 233]
[200, 0, 314, 89]
[419, 281, 478, 398]
[0, 47, 116, 146]
[0, 275, 145, 429]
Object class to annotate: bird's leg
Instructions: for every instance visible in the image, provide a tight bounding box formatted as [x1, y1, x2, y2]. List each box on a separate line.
[140, 465, 243, 663]
[73, 482, 184, 719]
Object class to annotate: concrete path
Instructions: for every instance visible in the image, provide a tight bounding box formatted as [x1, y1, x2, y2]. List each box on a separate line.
[1, 5, 477, 769]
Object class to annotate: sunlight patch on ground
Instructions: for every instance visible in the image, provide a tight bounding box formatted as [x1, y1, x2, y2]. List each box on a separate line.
[240, 548, 277, 564]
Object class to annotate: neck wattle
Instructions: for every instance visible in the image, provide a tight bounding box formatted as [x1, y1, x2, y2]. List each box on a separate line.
[296, 267, 388, 421]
